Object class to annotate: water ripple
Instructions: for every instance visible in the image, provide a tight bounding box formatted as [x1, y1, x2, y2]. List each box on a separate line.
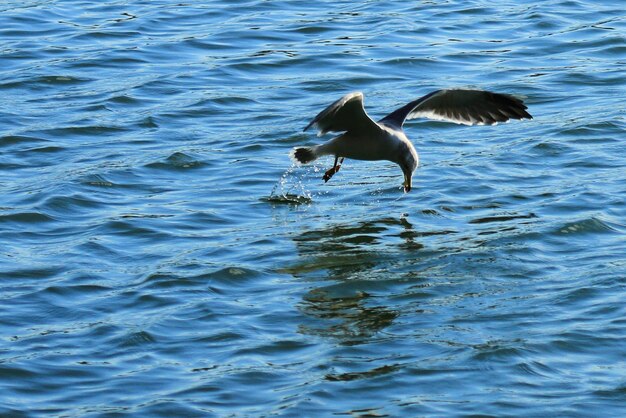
[1, 0, 626, 416]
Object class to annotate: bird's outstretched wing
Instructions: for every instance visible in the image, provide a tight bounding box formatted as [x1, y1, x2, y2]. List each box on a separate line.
[304, 92, 381, 135]
[380, 89, 532, 128]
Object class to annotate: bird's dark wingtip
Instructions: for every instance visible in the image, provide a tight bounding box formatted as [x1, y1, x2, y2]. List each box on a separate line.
[520, 108, 533, 120]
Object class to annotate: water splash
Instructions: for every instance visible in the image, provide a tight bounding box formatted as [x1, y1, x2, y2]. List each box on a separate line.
[267, 164, 313, 204]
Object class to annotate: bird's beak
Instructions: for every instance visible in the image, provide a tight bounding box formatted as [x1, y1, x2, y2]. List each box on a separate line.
[403, 172, 412, 193]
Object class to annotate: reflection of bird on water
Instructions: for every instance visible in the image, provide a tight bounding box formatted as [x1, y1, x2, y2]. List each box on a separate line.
[299, 288, 398, 343]
[291, 89, 532, 192]
[288, 217, 421, 343]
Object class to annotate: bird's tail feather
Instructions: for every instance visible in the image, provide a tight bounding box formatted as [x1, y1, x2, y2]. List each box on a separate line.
[290, 146, 318, 164]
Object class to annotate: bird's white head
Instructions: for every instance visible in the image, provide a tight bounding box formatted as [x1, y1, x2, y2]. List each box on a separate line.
[395, 140, 419, 193]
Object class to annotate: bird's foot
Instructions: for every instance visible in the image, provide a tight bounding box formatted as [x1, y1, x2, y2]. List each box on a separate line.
[322, 165, 341, 183]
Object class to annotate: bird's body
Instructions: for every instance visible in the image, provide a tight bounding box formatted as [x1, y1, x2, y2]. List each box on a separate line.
[291, 89, 532, 192]
[317, 125, 412, 162]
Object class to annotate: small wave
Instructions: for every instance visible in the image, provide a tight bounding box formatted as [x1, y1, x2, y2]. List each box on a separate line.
[23, 145, 66, 153]
[42, 194, 103, 213]
[116, 330, 157, 348]
[107, 94, 141, 105]
[471, 340, 525, 361]
[0, 211, 56, 224]
[34, 75, 92, 85]
[41, 125, 128, 137]
[554, 217, 618, 235]
[593, 385, 626, 399]
[80, 174, 116, 188]
[262, 194, 312, 205]
[101, 219, 170, 240]
[145, 152, 205, 170]
[325, 364, 400, 382]
[203, 267, 262, 285]
[0, 135, 48, 148]
[469, 213, 537, 224]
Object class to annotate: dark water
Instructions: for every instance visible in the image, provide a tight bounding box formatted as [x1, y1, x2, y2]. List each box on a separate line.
[2, 0, 626, 416]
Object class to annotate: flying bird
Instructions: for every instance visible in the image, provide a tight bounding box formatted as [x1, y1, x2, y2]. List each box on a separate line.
[291, 89, 532, 192]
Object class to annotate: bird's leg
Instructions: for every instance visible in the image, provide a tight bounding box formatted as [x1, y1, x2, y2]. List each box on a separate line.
[323, 156, 344, 183]
[322, 156, 338, 182]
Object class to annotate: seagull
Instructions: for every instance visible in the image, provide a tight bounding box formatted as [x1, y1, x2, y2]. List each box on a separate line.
[290, 89, 532, 192]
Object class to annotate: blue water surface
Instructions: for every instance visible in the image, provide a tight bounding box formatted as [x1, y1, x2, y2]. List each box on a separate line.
[1, 0, 626, 416]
